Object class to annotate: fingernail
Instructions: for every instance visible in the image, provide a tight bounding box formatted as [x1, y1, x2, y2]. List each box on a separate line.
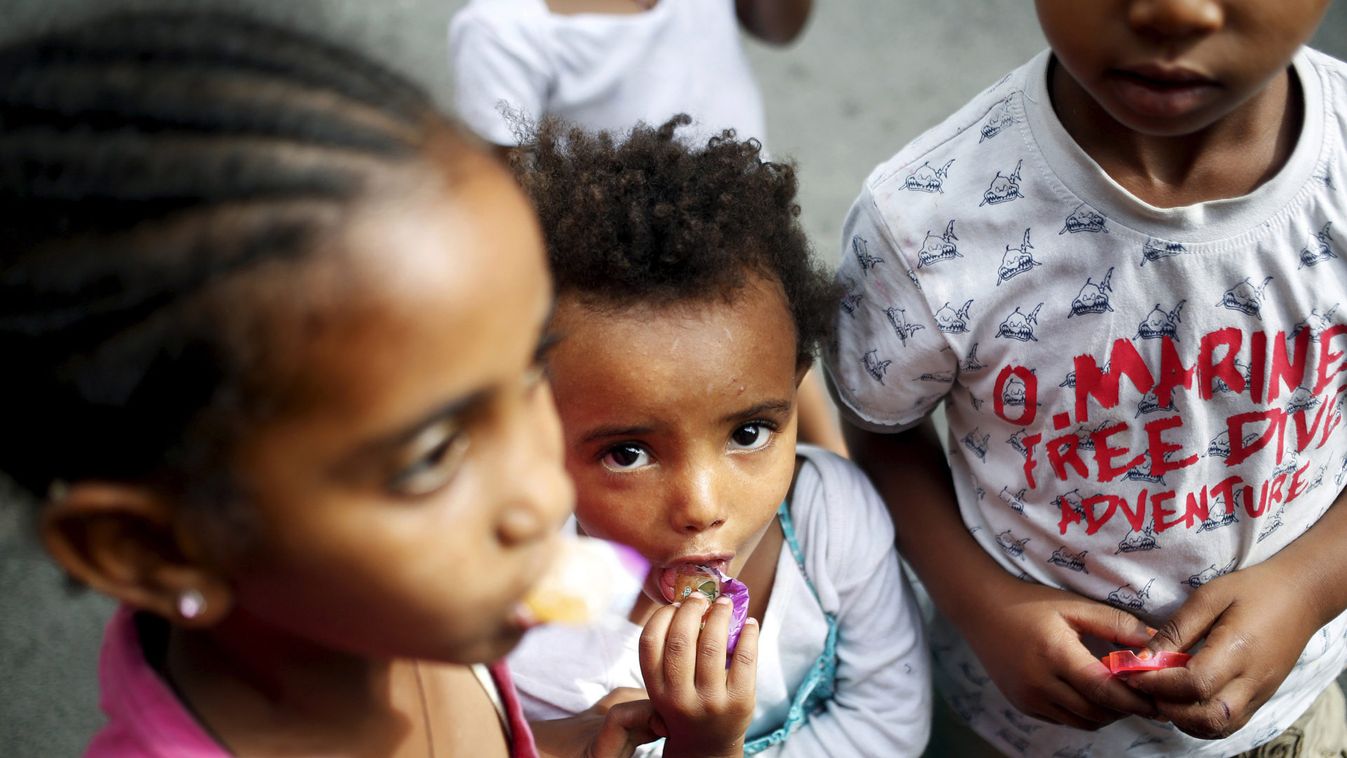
[714, 595, 731, 606]
[672, 602, 681, 608]
[1146, 627, 1158, 636]
[746, 618, 759, 626]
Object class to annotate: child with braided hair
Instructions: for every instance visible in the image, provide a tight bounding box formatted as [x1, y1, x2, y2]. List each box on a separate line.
[0, 11, 656, 757]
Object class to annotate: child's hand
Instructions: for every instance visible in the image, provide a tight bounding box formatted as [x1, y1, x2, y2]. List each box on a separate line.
[638, 594, 760, 758]
[531, 687, 663, 758]
[1124, 561, 1318, 740]
[965, 581, 1159, 729]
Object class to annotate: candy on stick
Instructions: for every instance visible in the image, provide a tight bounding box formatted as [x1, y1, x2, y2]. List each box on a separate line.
[522, 537, 648, 625]
[671, 564, 750, 665]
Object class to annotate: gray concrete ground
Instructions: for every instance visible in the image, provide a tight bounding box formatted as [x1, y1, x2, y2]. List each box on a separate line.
[0, 1, 1345, 755]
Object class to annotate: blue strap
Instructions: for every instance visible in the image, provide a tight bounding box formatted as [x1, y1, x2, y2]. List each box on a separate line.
[743, 500, 840, 755]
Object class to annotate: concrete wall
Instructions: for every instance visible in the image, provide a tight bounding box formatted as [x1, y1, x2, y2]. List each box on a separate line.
[0, 1, 1344, 755]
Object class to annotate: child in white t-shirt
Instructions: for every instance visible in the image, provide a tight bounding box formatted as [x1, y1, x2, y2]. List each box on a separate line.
[828, 1, 1347, 756]
[448, 0, 809, 149]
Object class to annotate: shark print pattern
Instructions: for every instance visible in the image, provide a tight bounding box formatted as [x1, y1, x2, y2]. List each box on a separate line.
[851, 235, 883, 275]
[885, 306, 925, 345]
[902, 159, 954, 193]
[1060, 203, 1109, 234]
[1068, 267, 1114, 317]
[980, 94, 1017, 142]
[1299, 222, 1337, 267]
[917, 220, 961, 267]
[996, 229, 1040, 286]
[996, 303, 1043, 341]
[935, 299, 974, 333]
[980, 159, 1025, 206]
[1217, 277, 1274, 318]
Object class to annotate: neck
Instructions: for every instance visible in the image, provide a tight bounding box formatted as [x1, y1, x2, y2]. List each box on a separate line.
[1049, 57, 1301, 208]
[164, 611, 417, 753]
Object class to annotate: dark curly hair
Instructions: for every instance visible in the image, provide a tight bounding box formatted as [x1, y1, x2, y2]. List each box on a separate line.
[512, 115, 838, 367]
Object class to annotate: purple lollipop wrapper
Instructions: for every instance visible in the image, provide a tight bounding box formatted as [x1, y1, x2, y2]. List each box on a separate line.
[709, 566, 750, 666]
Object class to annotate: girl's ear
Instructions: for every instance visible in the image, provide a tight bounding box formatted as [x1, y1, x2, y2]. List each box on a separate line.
[38, 482, 233, 628]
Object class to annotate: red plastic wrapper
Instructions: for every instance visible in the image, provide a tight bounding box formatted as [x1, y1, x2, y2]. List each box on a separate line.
[671, 564, 750, 667]
[1101, 650, 1191, 674]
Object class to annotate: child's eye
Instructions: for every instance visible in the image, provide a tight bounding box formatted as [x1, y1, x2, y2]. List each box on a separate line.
[729, 423, 774, 451]
[388, 431, 470, 497]
[601, 443, 651, 472]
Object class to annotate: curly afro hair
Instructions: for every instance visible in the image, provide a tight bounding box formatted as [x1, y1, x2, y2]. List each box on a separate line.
[512, 114, 838, 367]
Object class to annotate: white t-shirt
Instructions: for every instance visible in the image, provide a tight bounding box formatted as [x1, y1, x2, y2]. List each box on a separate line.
[826, 48, 1347, 757]
[508, 445, 932, 756]
[448, 0, 766, 147]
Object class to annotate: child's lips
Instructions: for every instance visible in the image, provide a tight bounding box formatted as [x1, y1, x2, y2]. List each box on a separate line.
[657, 556, 732, 603]
[1108, 66, 1220, 119]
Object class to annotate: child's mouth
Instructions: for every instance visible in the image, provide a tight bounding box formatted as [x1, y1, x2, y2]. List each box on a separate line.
[658, 558, 731, 603]
[1109, 67, 1220, 119]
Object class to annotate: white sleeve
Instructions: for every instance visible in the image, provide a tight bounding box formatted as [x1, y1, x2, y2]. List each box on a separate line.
[824, 186, 954, 432]
[769, 454, 932, 757]
[447, 7, 551, 145]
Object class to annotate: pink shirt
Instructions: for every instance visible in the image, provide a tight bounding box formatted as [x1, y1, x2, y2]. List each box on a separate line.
[87, 606, 538, 757]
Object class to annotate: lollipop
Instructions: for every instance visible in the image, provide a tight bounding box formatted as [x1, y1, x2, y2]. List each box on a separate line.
[522, 537, 647, 625]
[671, 564, 750, 664]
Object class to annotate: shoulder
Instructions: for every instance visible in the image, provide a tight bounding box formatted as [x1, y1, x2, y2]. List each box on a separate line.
[862, 52, 1045, 204]
[791, 445, 896, 552]
[450, 0, 548, 41]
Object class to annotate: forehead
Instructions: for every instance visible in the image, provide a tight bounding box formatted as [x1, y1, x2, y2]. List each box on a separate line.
[255, 164, 549, 429]
[549, 276, 798, 414]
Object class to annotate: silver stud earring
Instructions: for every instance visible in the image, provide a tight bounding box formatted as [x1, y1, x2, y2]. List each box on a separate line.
[177, 588, 206, 620]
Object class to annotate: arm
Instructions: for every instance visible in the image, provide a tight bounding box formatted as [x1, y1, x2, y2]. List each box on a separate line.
[734, 0, 812, 45]
[795, 369, 847, 457]
[844, 420, 1158, 729]
[1127, 483, 1347, 739]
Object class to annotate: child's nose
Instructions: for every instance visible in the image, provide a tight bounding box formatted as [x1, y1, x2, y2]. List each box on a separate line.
[669, 465, 726, 534]
[1128, 0, 1224, 39]
[499, 381, 575, 545]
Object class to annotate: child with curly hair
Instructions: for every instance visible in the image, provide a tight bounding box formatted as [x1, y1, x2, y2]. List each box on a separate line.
[507, 116, 931, 757]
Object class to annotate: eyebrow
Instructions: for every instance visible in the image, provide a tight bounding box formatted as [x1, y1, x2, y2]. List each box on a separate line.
[369, 324, 560, 452]
[720, 399, 794, 424]
[580, 424, 658, 445]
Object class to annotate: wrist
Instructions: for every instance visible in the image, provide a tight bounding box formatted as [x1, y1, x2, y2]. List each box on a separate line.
[663, 737, 744, 758]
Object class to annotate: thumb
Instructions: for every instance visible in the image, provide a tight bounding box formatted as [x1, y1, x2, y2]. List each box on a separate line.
[589, 700, 661, 758]
[1063, 600, 1153, 648]
[1146, 589, 1226, 655]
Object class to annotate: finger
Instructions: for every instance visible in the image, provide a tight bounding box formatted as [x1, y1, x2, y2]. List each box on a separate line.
[725, 616, 759, 700]
[693, 596, 732, 691]
[1041, 699, 1113, 731]
[1146, 587, 1228, 655]
[592, 686, 651, 713]
[1063, 600, 1154, 649]
[1039, 678, 1126, 732]
[591, 700, 661, 758]
[1062, 654, 1158, 718]
[1129, 622, 1248, 703]
[1154, 679, 1260, 741]
[663, 595, 710, 695]
[638, 604, 677, 700]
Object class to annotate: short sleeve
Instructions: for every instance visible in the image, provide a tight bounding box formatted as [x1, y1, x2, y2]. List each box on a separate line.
[448, 7, 551, 145]
[825, 186, 955, 432]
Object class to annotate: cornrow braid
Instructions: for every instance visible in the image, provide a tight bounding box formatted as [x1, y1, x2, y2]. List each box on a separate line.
[0, 10, 453, 499]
